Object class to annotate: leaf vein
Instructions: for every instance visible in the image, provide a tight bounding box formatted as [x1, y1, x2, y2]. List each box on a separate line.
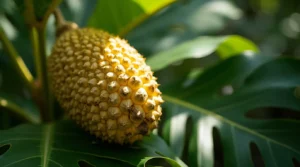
[52, 147, 135, 166]
[3, 155, 40, 167]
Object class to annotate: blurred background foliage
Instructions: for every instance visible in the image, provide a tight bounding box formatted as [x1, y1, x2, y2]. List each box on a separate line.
[0, 0, 300, 166]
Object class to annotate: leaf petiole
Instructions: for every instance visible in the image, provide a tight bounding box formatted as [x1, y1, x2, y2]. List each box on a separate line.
[0, 97, 40, 124]
[30, 27, 53, 122]
[0, 27, 34, 90]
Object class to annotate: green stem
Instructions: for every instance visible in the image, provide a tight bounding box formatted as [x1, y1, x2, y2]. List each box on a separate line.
[0, 97, 40, 124]
[31, 28, 42, 80]
[0, 27, 34, 89]
[30, 27, 53, 122]
[38, 27, 53, 122]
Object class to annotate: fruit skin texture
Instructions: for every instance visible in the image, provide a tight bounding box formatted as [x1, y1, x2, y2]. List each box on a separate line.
[48, 28, 163, 144]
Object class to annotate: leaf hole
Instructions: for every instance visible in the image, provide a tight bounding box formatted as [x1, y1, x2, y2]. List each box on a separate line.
[245, 107, 300, 120]
[212, 127, 224, 167]
[182, 116, 193, 164]
[0, 144, 11, 156]
[78, 160, 95, 167]
[249, 142, 265, 167]
[293, 157, 300, 167]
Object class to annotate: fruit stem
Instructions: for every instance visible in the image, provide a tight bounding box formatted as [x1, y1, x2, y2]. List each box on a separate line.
[0, 97, 40, 124]
[53, 8, 78, 37]
[30, 27, 53, 122]
[0, 27, 34, 90]
[53, 8, 66, 26]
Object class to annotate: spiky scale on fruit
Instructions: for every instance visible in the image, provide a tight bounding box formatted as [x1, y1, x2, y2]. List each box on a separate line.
[48, 28, 163, 144]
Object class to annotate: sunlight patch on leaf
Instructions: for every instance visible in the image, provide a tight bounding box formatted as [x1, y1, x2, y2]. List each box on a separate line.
[87, 0, 175, 35]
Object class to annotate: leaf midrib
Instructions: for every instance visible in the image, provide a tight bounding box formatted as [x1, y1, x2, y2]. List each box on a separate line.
[41, 124, 54, 167]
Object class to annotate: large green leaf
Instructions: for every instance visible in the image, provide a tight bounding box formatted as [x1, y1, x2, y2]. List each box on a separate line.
[161, 97, 300, 167]
[0, 120, 184, 167]
[159, 57, 300, 166]
[126, 0, 243, 56]
[146, 35, 258, 71]
[155, 52, 271, 101]
[87, 0, 175, 35]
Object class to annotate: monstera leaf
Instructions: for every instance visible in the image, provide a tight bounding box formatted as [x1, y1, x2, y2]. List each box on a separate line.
[0, 121, 185, 167]
[158, 56, 300, 166]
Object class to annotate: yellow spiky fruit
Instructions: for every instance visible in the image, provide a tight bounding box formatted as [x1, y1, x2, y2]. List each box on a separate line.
[47, 28, 163, 144]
